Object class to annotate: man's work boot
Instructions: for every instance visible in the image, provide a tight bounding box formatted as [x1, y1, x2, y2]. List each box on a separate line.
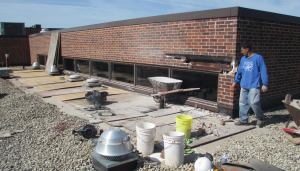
[234, 120, 249, 126]
[257, 118, 265, 128]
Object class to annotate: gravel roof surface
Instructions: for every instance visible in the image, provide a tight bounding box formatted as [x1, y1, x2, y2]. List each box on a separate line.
[0, 79, 95, 170]
[212, 107, 300, 171]
[1, 78, 299, 171]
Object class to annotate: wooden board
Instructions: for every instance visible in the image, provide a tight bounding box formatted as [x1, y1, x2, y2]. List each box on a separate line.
[121, 110, 210, 132]
[13, 70, 44, 73]
[52, 88, 127, 101]
[45, 32, 59, 74]
[155, 125, 255, 149]
[12, 72, 49, 78]
[18, 76, 69, 86]
[145, 108, 191, 118]
[35, 87, 108, 98]
[34, 81, 84, 91]
[99, 109, 146, 122]
[63, 99, 91, 107]
[187, 126, 255, 148]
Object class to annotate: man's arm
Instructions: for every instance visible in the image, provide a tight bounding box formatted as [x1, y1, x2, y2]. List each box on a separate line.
[234, 58, 243, 84]
[259, 56, 268, 86]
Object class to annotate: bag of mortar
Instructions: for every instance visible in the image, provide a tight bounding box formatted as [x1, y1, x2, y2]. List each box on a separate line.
[85, 90, 108, 109]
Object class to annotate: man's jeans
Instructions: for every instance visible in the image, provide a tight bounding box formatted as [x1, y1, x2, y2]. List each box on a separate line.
[239, 88, 264, 123]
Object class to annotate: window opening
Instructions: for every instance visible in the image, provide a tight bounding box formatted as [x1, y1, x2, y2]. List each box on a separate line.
[92, 61, 109, 78]
[63, 58, 75, 71]
[76, 60, 89, 74]
[136, 65, 168, 87]
[111, 63, 134, 83]
[172, 70, 218, 102]
[38, 55, 47, 65]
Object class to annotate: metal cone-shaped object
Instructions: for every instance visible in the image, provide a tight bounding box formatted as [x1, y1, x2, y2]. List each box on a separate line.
[32, 62, 40, 69]
[49, 65, 60, 75]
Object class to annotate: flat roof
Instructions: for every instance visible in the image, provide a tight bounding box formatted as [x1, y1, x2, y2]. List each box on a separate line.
[29, 6, 300, 37]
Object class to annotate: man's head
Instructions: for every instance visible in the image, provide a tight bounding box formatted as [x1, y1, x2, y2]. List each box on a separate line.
[240, 43, 252, 57]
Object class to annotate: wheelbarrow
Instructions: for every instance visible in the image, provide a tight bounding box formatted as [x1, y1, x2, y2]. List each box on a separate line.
[148, 76, 200, 109]
[282, 94, 300, 144]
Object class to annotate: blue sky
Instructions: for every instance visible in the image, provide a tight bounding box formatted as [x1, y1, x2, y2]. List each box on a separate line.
[1, 0, 300, 28]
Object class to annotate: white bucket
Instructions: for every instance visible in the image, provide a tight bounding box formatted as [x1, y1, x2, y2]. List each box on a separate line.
[163, 131, 185, 167]
[136, 122, 156, 155]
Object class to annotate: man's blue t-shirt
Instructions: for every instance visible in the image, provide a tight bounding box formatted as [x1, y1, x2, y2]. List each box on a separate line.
[234, 54, 268, 89]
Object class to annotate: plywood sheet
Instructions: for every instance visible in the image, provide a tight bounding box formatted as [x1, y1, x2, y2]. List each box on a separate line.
[52, 88, 127, 101]
[12, 72, 49, 78]
[34, 81, 84, 91]
[45, 32, 59, 74]
[18, 76, 69, 86]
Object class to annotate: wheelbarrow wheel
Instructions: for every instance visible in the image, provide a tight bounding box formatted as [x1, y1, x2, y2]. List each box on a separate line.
[285, 121, 300, 145]
[153, 96, 163, 103]
[153, 90, 163, 103]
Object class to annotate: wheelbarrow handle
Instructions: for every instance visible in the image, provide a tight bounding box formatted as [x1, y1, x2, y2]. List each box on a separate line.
[151, 88, 200, 97]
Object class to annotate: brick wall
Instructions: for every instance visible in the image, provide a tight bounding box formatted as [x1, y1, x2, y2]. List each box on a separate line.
[29, 35, 51, 63]
[0, 36, 30, 66]
[236, 17, 300, 100]
[60, 17, 238, 67]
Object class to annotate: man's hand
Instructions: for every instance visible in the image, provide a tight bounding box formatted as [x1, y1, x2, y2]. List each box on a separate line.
[261, 86, 268, 92]
[231, 83, 237, 90]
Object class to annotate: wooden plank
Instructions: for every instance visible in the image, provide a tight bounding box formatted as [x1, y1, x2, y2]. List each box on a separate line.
[34, 81, 84, 91]
[121, 110, 210, 132]
[45, 32, 59, 74]
[12, 72, 49, 78]
[18, 76, 69, 86]
[13, 70, 44, 73]
[34, 87, 108, 98]
[63, 99, 91, 107]
[99, 109, 146, 122]
[145, 108, 192, 118]
[52, 88, 127, 101]
[155, 123, 255, 149]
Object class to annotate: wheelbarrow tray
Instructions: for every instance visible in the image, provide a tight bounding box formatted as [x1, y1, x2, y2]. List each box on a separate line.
[148, 77, 182, 93]
[282, 100, 300, 128]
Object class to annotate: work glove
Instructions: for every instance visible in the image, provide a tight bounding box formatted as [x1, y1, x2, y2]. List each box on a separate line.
[231, 83, 237, 90]
[261, 86, 268, 93]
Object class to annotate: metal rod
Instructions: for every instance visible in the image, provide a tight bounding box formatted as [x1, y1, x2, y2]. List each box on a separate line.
[151, 88, 200, 97]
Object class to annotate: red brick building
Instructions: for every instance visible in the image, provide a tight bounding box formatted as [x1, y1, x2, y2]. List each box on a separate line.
[28, 7, 300, 117]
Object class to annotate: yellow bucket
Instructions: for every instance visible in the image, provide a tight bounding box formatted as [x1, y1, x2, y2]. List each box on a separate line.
[176, 115, 193, 139]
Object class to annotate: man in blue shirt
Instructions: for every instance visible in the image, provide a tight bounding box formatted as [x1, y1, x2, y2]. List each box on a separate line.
[232, 43, 268, 128]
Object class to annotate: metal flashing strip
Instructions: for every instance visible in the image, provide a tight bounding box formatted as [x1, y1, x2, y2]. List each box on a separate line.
[29, 7, 300, 38]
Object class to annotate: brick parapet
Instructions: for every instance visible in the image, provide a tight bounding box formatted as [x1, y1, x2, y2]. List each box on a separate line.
[59, 17, 238, 67]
